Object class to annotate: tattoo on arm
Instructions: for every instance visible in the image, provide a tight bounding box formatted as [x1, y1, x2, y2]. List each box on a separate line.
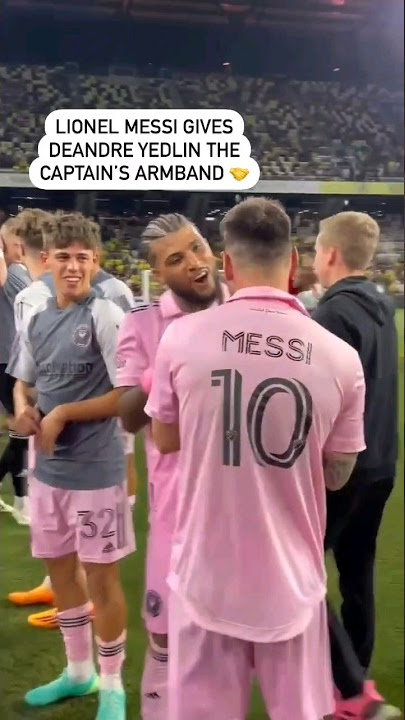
[323, 452, 357, 491]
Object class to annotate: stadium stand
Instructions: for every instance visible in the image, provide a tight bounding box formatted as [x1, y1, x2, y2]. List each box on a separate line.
[0, 64, 403, 181]
[0, 65, 171, 170]
[0, 63, 402, 297]
[176, 73, 404, 180]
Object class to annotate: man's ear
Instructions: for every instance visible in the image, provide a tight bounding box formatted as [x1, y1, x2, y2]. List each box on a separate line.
[327, 246, 338, 267]
[40, 250, 49, 269]
[222, 251, 234, 283]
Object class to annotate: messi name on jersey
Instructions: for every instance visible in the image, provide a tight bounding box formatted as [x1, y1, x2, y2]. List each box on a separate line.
[222, 331, 313, 365]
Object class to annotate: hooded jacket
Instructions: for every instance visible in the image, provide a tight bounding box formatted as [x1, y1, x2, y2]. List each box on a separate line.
[313, 276, 398, 483]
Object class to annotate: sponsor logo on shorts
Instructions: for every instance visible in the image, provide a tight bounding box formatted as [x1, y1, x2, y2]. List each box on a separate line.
[146, 590, 162, 618]
[72, 324, 92, 347]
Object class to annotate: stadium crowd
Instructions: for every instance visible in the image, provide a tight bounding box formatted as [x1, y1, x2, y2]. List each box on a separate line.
[0, 64, 403, 180]
[94, 206, 404, 300]
[0, 202, 401, 720]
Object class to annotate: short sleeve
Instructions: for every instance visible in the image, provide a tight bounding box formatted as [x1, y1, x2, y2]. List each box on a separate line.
[103, 278, 136, 313]
[324, 351, 366, 454]
[91, 298, 125, 385]
[14, 296, 25, 336]
[144, 324, 179, 425]
[14, 292, 34, 336]
[115, 311, 149, 387]
[114, 282, 135, 312]
[7, 317, 36, 384]
[4, 267, 28, 306]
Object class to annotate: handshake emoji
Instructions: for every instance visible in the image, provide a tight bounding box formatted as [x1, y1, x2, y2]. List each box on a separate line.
[229, 168, 250, 182]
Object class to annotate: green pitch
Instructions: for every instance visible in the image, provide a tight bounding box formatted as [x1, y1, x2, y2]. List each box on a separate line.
[0, 312, 403, 719]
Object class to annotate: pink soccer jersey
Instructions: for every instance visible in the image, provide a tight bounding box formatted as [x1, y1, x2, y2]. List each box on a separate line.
[115, 286, 228, 530]
[115, 290, 185, 530]
[145, 286, 366, 643]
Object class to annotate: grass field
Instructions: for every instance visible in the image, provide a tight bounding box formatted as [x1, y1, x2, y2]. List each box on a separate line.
[0, 311, 403, 720]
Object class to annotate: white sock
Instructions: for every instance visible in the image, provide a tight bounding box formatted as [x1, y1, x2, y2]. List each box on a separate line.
[129, 495, 136, 508]
[100, 673, 124, 692]
[22, 496, 30, 515]
[42, 575, 52, 590]
[67, 659, 95, 683]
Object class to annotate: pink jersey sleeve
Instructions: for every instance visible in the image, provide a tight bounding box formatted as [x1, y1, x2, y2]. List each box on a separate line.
[115, 311, 149, 387]
[324, 351, 366, 454]
[144, 324, 179, 424]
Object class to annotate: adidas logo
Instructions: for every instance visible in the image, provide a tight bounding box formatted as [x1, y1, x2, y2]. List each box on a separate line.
[145, 692, 161, 699]
[102, 542, 115, 554]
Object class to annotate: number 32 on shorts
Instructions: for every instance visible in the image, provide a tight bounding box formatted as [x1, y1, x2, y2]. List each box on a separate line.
[211, 369, 313, 469]
[78, 504, 127, 548]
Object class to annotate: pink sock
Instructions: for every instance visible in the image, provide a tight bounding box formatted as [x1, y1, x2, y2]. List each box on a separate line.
[96, 630, 127, 691]
[57, 602, 94, 682]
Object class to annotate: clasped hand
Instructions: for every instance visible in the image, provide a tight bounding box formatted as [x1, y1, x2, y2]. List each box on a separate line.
[14, 406, 66, 456]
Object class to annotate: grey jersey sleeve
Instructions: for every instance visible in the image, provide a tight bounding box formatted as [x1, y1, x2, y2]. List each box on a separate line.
[7, 311, 36, 384]
[4, 265, 29, 305]
[14, 294, 25, 337]
[14, 290, 35, 336]
[102, 277, 135, 313]
[91, 298, 125, 385]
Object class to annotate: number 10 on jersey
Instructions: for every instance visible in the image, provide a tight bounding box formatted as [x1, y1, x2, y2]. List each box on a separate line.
[211, 369, 313, 469]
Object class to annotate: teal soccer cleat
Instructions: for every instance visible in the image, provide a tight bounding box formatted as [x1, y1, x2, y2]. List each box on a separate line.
[96, 689, 126, 720]
[25, 669, 99, 706]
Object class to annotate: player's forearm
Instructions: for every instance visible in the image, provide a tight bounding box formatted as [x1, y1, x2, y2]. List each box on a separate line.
[117, 386, 150, 434]
[27, 386, 38, 405]
[13, 380, 32, 417]
[323, 451, 357, 491]
[58, 388, 123, 424]
[151, 419, 180, 454]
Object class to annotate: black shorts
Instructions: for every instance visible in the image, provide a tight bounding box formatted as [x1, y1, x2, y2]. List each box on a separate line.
[0, 363, 16, 416]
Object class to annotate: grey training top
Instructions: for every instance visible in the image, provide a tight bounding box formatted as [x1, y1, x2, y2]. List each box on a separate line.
[0, 263, 30, 364]
[92, 269, 135, 312]
[13, 273, 53, 337]
[9, 290, 125, 490]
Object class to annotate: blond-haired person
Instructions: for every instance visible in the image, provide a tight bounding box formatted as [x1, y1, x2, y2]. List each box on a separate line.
[313, 211, 400, 720]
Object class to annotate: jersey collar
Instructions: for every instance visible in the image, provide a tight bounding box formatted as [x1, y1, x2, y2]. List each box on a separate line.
[160, 283, 230, 319]
[159, 290, 186, 319]
[226, 286, 310, 316]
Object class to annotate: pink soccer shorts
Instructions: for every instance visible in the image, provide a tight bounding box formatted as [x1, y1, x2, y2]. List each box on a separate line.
[168, 591, 334, 720]
[29, 476, 135, 564]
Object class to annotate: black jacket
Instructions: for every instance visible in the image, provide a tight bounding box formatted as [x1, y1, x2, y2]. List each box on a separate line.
[313, 276, 398, 483]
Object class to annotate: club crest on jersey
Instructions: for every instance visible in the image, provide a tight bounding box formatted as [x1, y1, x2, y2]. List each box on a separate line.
[146, 590, 162, 617]
[72, 324, 91, 348]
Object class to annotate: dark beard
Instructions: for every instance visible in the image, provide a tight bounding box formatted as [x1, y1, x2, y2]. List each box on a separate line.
[170, 269, 223, 313]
